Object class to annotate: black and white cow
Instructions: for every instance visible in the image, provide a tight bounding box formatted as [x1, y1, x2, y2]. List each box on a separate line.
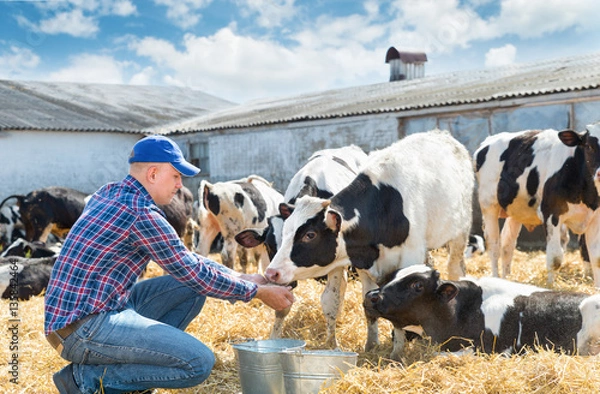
[0, 204, 25, 251]
[235, 145, 368, 346]
[0, 238, 60, 258]
[264, 129, 474, 356]
[196, 175, 284, 273]
[364, 264, 600, 359]
[0, 255, 57, 300]
[0, 187, 90, 243]
[474, 124, 600, 287]
[464, 234, 485, 258]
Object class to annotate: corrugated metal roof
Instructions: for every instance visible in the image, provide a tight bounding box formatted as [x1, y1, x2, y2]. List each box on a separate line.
[157, 51, 600, 134]
[0, 80, 235, 132]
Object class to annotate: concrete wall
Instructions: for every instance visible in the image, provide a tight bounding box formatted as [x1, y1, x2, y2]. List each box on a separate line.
[177, 114, 400, 198]
[0, 130, 138, 201]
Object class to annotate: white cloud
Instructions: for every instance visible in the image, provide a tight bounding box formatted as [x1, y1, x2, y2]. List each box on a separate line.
[0, 46, 40, 78]
[129, 25, 388, 103]
[48, 54, 125, 84]
[129, 66, 156, 85]
[38, 9, 99, 37]
[235, 0, 297, 28]
[23, 1, 137, 38]
[293, 13, 386, 50]
[485, 44, 516, 67]
[153, 0, 212, 29]
[107, 0, 137, 17]
[491, 0, 600, 38]
[388, 0, 492, 54]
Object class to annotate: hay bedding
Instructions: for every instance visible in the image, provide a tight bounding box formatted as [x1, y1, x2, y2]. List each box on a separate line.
[1, 250, 599, 394]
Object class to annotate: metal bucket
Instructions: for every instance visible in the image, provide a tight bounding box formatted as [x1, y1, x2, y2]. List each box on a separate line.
[233, 339, 306, 394]
[280, 349, 358, 394]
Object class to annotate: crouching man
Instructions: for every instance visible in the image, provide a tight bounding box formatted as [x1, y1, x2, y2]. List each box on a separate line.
[44, 135, 294, 393]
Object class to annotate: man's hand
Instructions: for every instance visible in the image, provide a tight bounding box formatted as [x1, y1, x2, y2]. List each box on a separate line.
[239, 273, 269, 285]
[254, 285, 295, 311]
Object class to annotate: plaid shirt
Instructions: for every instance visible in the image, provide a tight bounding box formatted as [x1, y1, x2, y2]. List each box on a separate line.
[44, 175, 257, 335]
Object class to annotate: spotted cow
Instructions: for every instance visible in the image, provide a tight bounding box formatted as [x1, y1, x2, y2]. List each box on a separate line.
[196, 175, 284, 273]
[474, 124, 600, 287]
[365, 264, 600, 359]
[264, 129, 474, 357]
[235, 145, 368, 346]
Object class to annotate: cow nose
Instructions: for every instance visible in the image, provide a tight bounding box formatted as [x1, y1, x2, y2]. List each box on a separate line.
[265, 268, 281, 283]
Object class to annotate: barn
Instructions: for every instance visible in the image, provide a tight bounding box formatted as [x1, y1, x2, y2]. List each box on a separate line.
[0, 80, 234, 198]
[1, 50, 599, 246]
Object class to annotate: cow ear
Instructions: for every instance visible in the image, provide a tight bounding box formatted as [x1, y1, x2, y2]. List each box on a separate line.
[325, 208, 342, 233]
[235, 229, 265, 248]
[558, 129, 585, 147]
[436, 282, 459, 303]
[279, 203, 294, 219]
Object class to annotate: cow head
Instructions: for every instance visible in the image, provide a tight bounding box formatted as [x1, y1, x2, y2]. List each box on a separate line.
[558, 124, 600, 196]
[17, 193, 54, 243]
[363, 265, 457, 328]
[265, 196, 346, 284]
[235, 202, 294, 260]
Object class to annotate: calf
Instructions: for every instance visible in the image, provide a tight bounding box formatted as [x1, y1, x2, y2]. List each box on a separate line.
[235, 145, 368, 347]
[464, 234, 485, 258]
[0, 187, 90, 243]
[0, 204, 25, 250]
[0, 255, 57, 300]
[196, 175, 284, 272]
[364, 265, 600, 359]
[474, 124, 600, 287]
[0, 238, 60, 258]
[264, 129, 474, 357]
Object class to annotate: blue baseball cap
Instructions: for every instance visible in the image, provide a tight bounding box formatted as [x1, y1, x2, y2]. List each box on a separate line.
[128, 135, 201, 177]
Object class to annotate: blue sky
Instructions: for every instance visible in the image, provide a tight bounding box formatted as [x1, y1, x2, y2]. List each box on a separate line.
[1, 0, 599, 104]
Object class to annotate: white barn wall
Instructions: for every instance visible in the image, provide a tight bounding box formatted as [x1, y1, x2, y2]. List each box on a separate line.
[0, 130, 138, 199]
[202, 114, 399, 193]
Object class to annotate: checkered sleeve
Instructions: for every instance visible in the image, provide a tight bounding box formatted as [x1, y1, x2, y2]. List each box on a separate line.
[133, 208, 258, 302]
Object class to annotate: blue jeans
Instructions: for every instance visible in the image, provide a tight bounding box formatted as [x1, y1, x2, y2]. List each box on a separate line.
[57, 275, 215, 393]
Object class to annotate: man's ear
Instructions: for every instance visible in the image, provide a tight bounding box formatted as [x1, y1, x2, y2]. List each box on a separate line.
[146, 165, 159, 184]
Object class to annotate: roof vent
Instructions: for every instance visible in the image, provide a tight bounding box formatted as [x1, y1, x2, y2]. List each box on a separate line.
[385, 47, 427, 82]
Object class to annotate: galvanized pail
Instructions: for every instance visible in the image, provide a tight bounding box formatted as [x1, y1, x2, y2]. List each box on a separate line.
[280, 349, 358, 394]
[232, 339, 306, 394]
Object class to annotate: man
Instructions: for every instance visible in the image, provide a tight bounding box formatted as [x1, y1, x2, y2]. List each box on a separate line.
[44, 135, 294, 394]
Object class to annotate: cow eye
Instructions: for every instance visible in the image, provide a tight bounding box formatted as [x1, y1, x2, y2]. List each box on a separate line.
[302, 231, 316, 242]
[411, 281, 423, 292]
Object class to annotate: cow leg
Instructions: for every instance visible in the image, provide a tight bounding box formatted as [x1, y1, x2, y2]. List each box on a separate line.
[577, 295, 600, 355]
[481, 207, 501, 277]
[389, 327, 406, 361]
[545, 222, 565, 286]
[270, 306, 291, 339]
[446, 233, 468, 280]
[321, 266, 347, 349]
[237, 246, 248, 273]
[256, 247, 270, 275]
[220, 239, 237, 270]
[358, 270, 381, 352]
[583, 216, 600, 287]
[500, 217, 521, 278]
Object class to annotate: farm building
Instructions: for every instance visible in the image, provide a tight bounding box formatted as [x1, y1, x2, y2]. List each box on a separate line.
[0, 80, 234, 198]
[1, 50, 600, 245]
